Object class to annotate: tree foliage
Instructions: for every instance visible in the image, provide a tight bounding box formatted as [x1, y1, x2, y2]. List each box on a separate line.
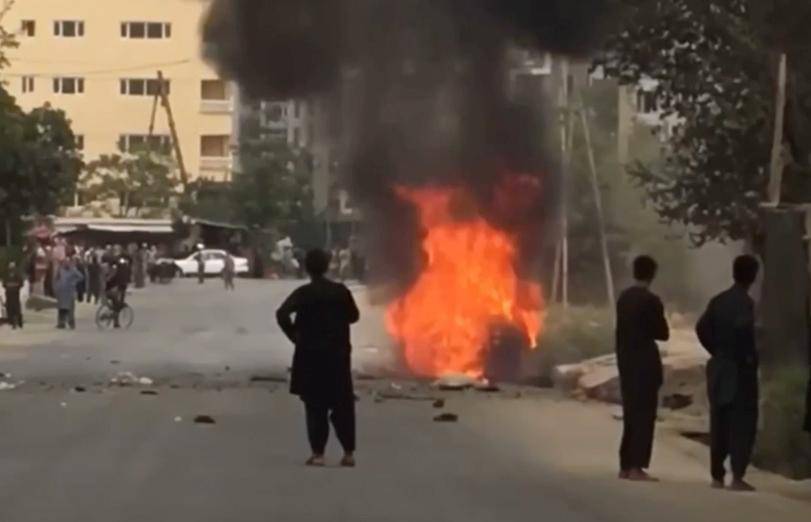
[0, 89, 82, 240]
[0, 0, 18, 70]
[83, 152, 179, 217]
[231, 125, 314, 232]
[598, 0, 811, 245]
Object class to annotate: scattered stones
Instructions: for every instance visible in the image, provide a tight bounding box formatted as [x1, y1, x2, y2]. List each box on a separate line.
[170, 384, 181, 389]
[225, 366, 231, 372]
[110, 360, 121, 365]
[109, 372, 154, 387]
[60, 402, 68, 408]
[0, 381, 18, 391]
[433, 413, 459, 423]
[140, 390, 159, 396]
[73, 386, 87, 393]
[173, 416, 183, 423]
[433, 399, 445, 409]
[193, 415, 216, 425]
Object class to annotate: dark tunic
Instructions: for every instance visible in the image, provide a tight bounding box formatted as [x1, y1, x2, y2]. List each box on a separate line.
[3, 273, 23, 322]
[276, 278, 360, 403]
[615, 285, 669, 471]
[696, 284, 759, 480]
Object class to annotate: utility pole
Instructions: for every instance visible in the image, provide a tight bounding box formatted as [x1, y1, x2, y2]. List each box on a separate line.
[578, 93, 616, 313]
[767, 53, 788, 206]
[156, 70, 190, 193]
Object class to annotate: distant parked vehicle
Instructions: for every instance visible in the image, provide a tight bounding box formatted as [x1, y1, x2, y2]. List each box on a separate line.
[159, 250, 250, 278]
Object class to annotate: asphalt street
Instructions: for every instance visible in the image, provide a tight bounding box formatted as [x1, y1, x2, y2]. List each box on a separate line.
[0, 279, 808, 522]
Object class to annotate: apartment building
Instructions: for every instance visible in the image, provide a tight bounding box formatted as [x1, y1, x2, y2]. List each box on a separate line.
[1, 0, 235, 185]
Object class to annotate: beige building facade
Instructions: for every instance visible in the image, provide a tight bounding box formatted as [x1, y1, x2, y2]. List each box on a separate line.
[1, 0, 235, 186]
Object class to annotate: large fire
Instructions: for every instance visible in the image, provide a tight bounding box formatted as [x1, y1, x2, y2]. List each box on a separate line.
[385, 186, 544, 379]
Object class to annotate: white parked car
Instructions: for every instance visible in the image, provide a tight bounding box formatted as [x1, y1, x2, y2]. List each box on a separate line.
[164, 250, 250, 278]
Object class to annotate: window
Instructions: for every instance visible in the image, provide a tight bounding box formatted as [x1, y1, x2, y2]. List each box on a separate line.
[21, 20, 36, 37]
[118, 134, 172, 153]
[637, 90, 658, 114]
[120, 78, 170, 96]
[121, 22, 171, 39]
[75, 135, 85, 150]
[21, 76, 35, 93]
[200, 135, 230, 157]
[54, 20, 85, 38]
[201, 79, 228, 100]
[53, 77, 85, 94]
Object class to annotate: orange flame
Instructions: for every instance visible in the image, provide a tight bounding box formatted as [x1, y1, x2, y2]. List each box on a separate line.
[386, 186, 544, 378]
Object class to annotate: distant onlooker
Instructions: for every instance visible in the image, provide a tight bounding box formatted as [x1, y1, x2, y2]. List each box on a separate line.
[55, 259, 84, 330]
[223, 252, 236, 291]
[3, 261, 24, 329]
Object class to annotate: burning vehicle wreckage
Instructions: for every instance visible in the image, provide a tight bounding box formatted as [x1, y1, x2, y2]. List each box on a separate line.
[204, 0, 614, 383]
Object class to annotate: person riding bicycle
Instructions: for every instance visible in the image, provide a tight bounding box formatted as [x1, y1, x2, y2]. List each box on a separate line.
[105, 252, 131, 328]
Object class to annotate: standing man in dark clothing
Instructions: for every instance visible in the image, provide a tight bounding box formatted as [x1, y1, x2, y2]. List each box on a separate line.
[616, 255, 670, 482]
[195, 247, 206, 284]
[696, 255, 760, 492]
[3, 262, 24, 329]
[276, 249, 360, 468]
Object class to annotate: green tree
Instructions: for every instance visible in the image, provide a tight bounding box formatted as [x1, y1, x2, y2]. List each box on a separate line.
[0, 93, 82, 243]
[598, 0, 811, 246]
[231, 134, 314, 232]
[0, 0, 18, 70]
[83, 152, 179, 217]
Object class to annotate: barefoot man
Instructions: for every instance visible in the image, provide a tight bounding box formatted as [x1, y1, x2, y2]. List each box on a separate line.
[276, 249, 360, 467]
[616, 256, 670, 481]
[696, 255, 760, 491]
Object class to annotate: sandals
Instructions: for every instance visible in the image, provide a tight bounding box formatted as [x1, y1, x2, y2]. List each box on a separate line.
[305, 456, 326, 467]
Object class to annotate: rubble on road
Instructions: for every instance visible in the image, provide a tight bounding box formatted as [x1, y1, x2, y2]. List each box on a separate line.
[0, 381, 18, 391]
[435, 374, 477, 391]
[140, 390, 159, 396]
[433, 399, 445, 409]
[109, 372, 155, 387]
[552, 329, 710, 417]
[434, 413, 459, 423]
[73, 386, 86, 393]
[194, 415, 216, 425]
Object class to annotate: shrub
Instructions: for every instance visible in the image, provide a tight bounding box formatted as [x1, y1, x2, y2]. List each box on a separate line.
[754, 366, 811, 480]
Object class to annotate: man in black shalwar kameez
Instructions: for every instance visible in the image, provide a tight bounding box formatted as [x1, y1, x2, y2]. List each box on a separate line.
[696, 255, 760, 492]
[277, 249, 360, 467]
[616, 256, 670, 482]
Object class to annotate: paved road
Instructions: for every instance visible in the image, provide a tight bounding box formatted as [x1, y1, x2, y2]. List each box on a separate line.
[0, 280, 808, 522]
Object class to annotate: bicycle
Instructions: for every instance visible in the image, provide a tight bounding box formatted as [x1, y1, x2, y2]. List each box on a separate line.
[95, 295, 134, 330]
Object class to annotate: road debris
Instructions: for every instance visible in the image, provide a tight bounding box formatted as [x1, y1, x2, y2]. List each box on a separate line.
[73, 386, 87, 393]
[109, 372, 154, 387]
[60, 402, 68, 408]
[433, 399, 445, 409]
[140, 390, 159, 396]
[193, 415, 216, 425]
[433, 413, 459, 423]
[0, 381, 18, 391]
[174, 416, 183, 423]
[435, 374, 476, 391]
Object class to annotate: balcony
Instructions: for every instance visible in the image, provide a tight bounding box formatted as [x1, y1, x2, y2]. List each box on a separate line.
[200, 99, 234, 114]
[200, 156, 233, 171]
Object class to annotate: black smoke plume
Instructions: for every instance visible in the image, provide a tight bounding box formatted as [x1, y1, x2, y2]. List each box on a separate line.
[203, 0, 613, 291]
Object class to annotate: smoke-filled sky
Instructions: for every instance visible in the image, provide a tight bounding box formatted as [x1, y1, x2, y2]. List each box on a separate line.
[203, 0, 614, 289]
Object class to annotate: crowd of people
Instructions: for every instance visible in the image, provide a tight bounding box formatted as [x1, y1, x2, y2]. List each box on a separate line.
[1, 239, 162, 330]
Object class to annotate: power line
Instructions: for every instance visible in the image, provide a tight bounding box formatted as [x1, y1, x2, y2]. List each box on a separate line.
[0, 57, 194, 77]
